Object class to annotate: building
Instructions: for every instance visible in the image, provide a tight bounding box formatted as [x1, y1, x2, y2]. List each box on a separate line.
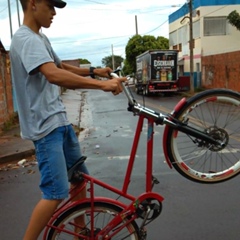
[61, 59, 92, 69]
[0, 40, 14, 131]
[169, 0, 240, 91]
[62, 59, 80, 67]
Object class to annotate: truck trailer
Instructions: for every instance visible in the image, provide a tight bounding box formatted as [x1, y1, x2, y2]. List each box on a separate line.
[135, 49, 189, 95]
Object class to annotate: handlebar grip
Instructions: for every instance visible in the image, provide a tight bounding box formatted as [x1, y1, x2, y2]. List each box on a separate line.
[110, 72, 119, 78]
[110, 72, 135, 106]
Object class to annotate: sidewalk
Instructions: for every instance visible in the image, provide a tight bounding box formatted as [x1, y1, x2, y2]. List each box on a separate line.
[0, 89, 84, 164]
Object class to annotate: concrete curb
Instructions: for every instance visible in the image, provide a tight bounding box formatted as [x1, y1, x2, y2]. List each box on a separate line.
[0, 149, 35, 164]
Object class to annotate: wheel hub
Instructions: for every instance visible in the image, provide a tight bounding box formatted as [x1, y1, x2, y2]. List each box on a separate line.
[206, 126, 229, 151]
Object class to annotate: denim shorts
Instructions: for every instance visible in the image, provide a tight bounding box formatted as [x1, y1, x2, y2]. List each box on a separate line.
[33, 125, 89, 200]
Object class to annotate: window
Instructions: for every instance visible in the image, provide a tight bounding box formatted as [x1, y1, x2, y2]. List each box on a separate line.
[193, 20, 200, 39]
[181, 25, 188, 44]
[178, 43, 182, 52]
[204, 16, 227, 36]
[169, 30, 177, 46]
[173, 45, 178, 50]
[172, 44, 182, 52]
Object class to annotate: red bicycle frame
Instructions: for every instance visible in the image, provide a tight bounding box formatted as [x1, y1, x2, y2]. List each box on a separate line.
[43, 113, 164, 240]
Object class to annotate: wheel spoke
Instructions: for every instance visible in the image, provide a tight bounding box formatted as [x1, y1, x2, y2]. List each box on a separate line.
[167, 89, 240, 183]
[47, 202, 140, 240]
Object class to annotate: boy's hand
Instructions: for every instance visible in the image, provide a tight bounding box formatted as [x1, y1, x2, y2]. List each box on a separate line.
[101, 77, 127, 95]
[94, 67, 113, 78]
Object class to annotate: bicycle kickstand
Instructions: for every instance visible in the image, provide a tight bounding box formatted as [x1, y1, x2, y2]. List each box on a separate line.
[152, 175, 160, 189]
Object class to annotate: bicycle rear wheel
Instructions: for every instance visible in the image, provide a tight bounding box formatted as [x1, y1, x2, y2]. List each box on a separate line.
[166, 89, 240, 183]
[47, 202, 140, 240]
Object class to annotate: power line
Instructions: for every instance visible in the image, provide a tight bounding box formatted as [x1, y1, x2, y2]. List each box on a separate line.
[144, 19, 168, 34]
[57, 40, 127, 57]
[51, 17, 170, 61]
[50, 16, 169, 46]
[49, 34, 131, 45]
[0, 0, 14, 14]
[83, 0, 106, 4]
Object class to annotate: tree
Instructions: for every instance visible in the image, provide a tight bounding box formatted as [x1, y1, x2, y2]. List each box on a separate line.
[227, 10, 240, 31]
[122, 60, 132, 76]
[102, 55, 124, 69]
[124, 35, 169, 74]
[79, 58, 91, 64]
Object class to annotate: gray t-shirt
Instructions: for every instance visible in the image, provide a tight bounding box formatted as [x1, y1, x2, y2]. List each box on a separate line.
[10, 25, 69, 141]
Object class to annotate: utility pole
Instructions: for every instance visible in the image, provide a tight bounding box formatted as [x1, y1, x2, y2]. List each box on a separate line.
[16, 0, 21, 26]
[188, 0, 194, 93]
[7, 0, 13, 38]
[135, 15, 138, 35]
[111, 44, 115, 70]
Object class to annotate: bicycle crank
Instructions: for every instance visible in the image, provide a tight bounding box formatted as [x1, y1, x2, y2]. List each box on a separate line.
[136, 198, 162, 226]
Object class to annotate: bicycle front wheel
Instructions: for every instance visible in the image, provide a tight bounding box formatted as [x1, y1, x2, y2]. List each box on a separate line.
[47, 202, 140, 240]
[166, 89, 240, 183]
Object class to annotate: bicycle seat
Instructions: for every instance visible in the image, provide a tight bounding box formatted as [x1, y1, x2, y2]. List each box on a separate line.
[68, 156, 87, 183]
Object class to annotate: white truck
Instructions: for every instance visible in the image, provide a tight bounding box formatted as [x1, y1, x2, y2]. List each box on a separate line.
[135, 49, 189, 95]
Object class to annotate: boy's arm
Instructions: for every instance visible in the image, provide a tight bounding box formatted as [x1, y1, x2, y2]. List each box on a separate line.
[60, 62, 112, 78]
[39, 62, 126, 95]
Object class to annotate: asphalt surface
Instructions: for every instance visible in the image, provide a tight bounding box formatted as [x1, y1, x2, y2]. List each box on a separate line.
[0, 88, 239, 240]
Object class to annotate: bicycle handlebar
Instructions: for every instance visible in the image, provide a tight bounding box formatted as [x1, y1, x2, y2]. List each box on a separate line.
[110, 72, 135, 106]
[110, 71, 169, 125]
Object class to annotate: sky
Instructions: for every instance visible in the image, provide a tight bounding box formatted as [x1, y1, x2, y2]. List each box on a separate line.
[0, 0, 187, 66]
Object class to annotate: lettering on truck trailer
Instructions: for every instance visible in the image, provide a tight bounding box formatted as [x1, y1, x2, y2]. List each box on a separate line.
[137, 61, 143, 71]
[154, 60, 174, 67]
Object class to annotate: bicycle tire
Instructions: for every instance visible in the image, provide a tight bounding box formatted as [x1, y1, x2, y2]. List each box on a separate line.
[47, 201, 140, 240]
[166, 89, 240, 183]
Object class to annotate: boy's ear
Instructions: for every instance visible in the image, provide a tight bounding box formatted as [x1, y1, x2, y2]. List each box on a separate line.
[30, 0, 37, 11]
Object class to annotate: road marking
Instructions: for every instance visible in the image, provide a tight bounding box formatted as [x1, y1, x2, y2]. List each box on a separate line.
[107, 155, 139, 160]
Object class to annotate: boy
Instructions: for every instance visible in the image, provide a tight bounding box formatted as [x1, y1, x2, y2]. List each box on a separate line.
[10, 0, 126, 239]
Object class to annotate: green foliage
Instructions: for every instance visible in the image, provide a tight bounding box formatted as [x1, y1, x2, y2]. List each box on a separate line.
[122, 59, 132, 76]
[156, 36, 169, 49]
[125, 35, 169, 74]
[102, 55, 124, 69]
[79, 58, 91, 64]
[227, 10, 240, 31]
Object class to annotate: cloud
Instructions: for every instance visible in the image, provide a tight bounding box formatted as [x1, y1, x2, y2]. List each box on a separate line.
[0, 0, 185, 66]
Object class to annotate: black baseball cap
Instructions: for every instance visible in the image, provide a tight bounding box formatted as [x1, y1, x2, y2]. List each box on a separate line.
[52, 0, 67, 8]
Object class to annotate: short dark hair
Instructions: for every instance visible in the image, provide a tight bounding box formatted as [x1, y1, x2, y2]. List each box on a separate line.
[19, 0, 29, 11]
[19, 0, 42, 11]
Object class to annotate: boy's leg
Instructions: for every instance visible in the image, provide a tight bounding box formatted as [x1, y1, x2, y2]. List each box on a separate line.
[24, 125, 89, 239]
[64, 125, 90, 236]
[24, 127, 71, 239]
[23, 199, 61, 240]
[70, 182, 87, 239]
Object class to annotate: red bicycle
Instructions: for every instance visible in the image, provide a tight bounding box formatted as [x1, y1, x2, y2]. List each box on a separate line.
[43, 72, 240, 239]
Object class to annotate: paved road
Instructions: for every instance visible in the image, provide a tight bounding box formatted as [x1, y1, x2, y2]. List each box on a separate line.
[0, 89, 239, 240]
[79, 89, 240, 240]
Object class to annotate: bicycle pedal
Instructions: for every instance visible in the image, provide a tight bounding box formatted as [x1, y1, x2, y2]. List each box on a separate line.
[152, 175, 160, 184]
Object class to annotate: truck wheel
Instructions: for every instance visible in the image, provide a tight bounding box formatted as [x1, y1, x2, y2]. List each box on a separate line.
[135, 85, 139, 94]
[143, 86, 149, 96]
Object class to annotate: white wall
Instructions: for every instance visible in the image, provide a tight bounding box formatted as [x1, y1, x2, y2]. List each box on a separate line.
[169, 4, 240, 75]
